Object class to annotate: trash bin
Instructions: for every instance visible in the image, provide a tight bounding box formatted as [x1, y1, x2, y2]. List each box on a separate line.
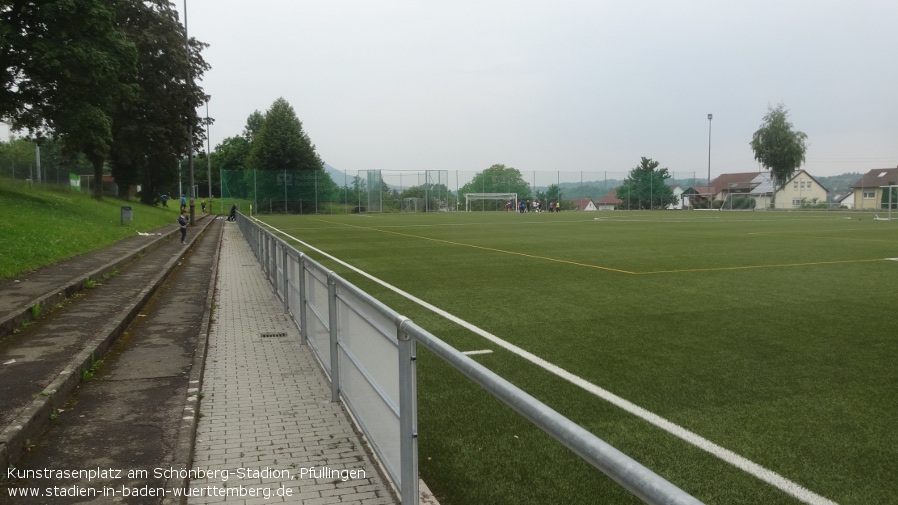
[121, 206, 133, 223]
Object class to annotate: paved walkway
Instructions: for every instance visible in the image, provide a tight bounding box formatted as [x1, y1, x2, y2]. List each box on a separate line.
[187, 222, 398, 505]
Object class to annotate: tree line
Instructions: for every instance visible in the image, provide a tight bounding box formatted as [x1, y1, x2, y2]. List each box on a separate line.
[1, 0, 209, 202]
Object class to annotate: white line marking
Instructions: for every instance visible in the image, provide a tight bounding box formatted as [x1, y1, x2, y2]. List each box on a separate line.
[462, 349, 494, 356]
[255, 217, 838, 505]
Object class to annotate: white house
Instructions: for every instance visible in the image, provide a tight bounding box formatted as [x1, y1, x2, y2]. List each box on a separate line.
[572, 198, 598, 211]
[667, 185, 685, 209]
[836, 192, 855, 209]
[748, 170, 828, 209]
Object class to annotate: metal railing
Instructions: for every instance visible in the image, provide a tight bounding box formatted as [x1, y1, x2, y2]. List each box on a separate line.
[236, 212, 704, 505]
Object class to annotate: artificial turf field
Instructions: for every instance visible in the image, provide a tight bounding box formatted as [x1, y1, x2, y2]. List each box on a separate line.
[256, 210, 897, 505]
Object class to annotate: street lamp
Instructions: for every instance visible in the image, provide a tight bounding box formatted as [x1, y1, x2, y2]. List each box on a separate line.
[707, 113, 713, 207]
[205, 98, 212, 205]
[183, 0, 195, 223]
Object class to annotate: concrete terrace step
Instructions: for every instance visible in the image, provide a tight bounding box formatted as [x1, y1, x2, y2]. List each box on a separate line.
[0, 215, 215, 470]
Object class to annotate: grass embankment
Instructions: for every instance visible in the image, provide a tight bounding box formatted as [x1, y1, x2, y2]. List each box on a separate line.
[0, 179, 179, 280]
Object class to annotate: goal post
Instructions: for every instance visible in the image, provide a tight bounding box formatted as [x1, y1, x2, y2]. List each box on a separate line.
[402, 197, 422, 212]
[425, 170, 450, 212]
[720, 193, 757, 211]
[464, 192, 518, 212]
[358, 170, 383, 213]
[880, 184, 898, 220]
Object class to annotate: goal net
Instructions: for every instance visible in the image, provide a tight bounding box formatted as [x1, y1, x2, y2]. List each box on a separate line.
[720, 193, 757, 211]
[425, 170, 450, 212]
[359, 170, 383, 213]
[465, 192, 518, 212]
[402, 197, 422, 212]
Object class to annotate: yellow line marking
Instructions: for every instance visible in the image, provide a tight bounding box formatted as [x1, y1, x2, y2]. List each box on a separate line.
[746, 232, 898, 244]
[639, 258, 887, 275]
[300, 218, 891, 276]
[310, 218, 638, 274]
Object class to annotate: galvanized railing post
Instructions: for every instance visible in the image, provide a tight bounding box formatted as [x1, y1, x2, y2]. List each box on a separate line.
[397, 322, 418, 505]
[265, 233, 271, 279]
[282, 247, 289, 314]
[298, 254, 308, 346]
[261, 232, 268, 276]
[328, 274, 340, 402]
[271, 237, 277, 287]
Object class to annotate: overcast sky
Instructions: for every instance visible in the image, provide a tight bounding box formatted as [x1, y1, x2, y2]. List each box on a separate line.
[174, 0, 897, 180]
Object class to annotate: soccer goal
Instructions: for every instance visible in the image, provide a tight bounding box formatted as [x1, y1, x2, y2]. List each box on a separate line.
[720, 193, 757, 210]
[425, 170, 450, 212]
[465, 192, 518, 212]
[358, 170, 383, 213]
[878, 185, 898, 220]
[402, 197, 422, 212]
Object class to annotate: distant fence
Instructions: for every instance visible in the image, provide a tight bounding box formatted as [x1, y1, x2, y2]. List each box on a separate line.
[235, 212, 705, 505]
[220, 169, 705, 214]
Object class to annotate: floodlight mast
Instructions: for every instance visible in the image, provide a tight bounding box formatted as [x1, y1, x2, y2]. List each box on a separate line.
[183, 0, 195, 224]
[707, 113, 713, 207]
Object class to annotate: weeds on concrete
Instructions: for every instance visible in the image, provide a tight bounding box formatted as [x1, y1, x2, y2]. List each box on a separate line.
[81, 353, 104, 380]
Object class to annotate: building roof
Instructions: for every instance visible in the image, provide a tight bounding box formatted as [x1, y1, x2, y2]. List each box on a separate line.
[749, 173, 774, 195]
[850, 168, 898, 188]
[790, 170, 829, 192]
[682, 186, 711, 196]
[595, 188, 622, 205]
[708, 172, 763, 194]
[743, 170, 828, 195]
[572, 198, 595, 211]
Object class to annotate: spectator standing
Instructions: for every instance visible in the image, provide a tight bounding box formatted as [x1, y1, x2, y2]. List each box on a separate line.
[178, 209, 188, 245]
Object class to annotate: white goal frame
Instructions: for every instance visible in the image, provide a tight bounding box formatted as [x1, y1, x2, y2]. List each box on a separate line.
[720, 193, 757, 211]
[877, 184, 898, 220]
[402, 197, 422, 212]
[465, 192, 518, 212]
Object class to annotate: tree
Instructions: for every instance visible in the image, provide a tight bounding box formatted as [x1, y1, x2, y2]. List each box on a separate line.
[0, 136, 36, 171]
[399, 183, 453, 212]
[214, 136, 250, 171]
[245, 98, 327, 212]
[750, 103, 808, 205]
[2, 0, 139, 200]
[542, 184, 563, 203]
[108, 0, 210, 204]
[615, 157, 676, 210]
[2, 1, 210, 202]
[248, 98, 322, 172]
[0, 135, 93, 183]
[243, 110, 265, 143]
[460, 164, 532, 200]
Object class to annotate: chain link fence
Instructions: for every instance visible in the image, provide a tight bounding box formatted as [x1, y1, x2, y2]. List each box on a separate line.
[221, 169, 704, 214]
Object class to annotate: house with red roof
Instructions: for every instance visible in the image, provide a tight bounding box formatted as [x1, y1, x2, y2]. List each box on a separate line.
[595, 188, 622, 210]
